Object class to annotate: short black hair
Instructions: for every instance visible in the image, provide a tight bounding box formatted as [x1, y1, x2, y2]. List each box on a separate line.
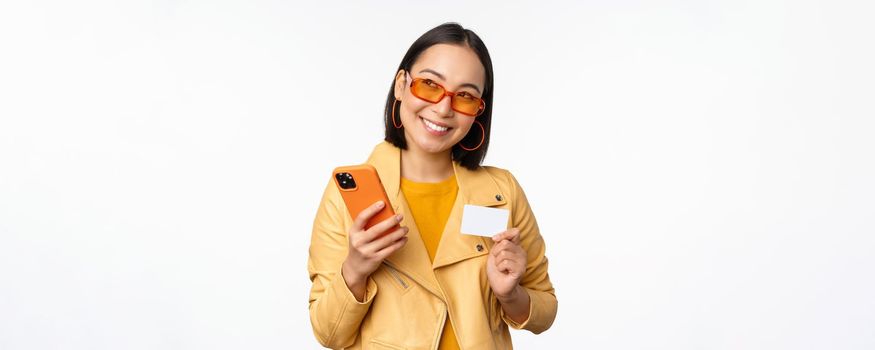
[383, 22, 494, 171]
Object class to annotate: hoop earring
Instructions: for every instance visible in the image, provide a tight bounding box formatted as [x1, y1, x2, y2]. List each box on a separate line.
[391, 99, 403, 129]
[459, 121, 485, 151]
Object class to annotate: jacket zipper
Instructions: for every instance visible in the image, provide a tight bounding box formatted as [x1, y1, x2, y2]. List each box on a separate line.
[383, 264, 408, 289]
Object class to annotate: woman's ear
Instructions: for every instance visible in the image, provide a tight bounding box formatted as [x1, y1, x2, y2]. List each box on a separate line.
[393, 69, 406, 100]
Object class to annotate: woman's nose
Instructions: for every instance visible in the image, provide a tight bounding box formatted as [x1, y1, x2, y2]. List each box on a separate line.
[433, 94, 455, 117]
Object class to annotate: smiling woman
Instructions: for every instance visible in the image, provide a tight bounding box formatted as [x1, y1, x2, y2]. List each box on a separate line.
[383, 27, 494, 172]
[308, 23, 557, 349]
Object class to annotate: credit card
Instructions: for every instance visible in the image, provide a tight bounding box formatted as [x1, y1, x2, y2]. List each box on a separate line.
[460, 204, 510, 237]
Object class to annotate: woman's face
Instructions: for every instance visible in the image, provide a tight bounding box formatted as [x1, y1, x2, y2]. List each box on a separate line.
[393, 43, 486, 154]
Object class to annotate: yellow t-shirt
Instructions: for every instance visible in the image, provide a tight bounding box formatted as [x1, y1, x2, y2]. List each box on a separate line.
[400, 173, 460, 350]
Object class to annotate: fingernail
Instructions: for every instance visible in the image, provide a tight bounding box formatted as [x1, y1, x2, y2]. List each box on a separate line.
[396, 214, 403, 221]
[377, 201, 384, 208]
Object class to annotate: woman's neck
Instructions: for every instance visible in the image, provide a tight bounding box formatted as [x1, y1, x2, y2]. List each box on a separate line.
[400, 145, 454, 183]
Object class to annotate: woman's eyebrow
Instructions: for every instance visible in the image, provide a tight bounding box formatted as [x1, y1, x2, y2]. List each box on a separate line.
[418, 68, 482, 94]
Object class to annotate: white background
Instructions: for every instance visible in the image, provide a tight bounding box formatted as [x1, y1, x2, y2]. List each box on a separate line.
[1, 1, 874, 349]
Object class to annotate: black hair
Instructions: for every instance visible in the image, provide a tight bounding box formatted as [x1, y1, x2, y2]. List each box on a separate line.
[383, 22, 494, 171]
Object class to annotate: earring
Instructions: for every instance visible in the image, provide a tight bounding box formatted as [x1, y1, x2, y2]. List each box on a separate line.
[459, 121, 485, 151]
[392, 99, 403, 129]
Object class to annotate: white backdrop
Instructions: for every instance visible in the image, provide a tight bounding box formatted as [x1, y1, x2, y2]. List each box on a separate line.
[1, 1, 874, 349]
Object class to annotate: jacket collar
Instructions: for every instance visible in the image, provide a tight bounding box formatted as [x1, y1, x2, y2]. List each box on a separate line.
[364, 141, 507, 300]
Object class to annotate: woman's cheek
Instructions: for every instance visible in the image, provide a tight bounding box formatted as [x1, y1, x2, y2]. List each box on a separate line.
[455, 122, 475, 143]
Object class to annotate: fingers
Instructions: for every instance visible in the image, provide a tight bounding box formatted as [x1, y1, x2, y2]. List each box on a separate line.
[363, 212, 404, 241]
[497, 258, 523, 277]
[498, 258, 513, 273]
[493, 247, 524, 275]
[494, 249, 521, 267]
[491, 240, 507, 257]
[352, 201, 387, 231]
[490, 239, 523, 258]
[365, 225, 409, 254]
[492, 228, 521, 244]
[490, 240, 526, 275]
[491, 240, 504, 257]
[375, 232, 408, 259]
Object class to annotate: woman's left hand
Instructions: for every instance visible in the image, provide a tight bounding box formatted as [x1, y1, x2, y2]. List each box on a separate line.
[486, 228, 527, 300]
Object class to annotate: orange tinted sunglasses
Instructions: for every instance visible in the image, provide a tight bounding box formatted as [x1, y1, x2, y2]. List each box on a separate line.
[406, 72, 486, 117]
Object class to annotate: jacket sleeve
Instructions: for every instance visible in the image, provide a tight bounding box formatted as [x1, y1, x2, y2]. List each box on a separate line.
[499, 171, 558, 334]
[308, 178, 378, 348]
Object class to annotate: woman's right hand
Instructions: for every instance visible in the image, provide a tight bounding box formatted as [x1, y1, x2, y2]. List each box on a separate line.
[341, 200, 408, 301]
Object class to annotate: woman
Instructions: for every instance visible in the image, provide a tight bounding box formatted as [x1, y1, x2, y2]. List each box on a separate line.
[308, 23, 557, 349]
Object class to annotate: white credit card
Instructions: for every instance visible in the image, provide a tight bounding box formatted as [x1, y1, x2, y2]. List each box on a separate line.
[460, 204, 510, 237]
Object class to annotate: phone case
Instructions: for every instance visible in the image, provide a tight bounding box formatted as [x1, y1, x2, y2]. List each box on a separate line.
[332, 164, 398, 232]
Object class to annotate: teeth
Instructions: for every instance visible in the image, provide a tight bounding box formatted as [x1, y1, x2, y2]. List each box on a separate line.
[422, 118, 449, 132]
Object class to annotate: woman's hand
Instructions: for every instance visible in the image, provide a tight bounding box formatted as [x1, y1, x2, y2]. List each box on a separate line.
[486, 228, 527, 299]
[342, 201, 408, 301]
[487, 228, 531, 324]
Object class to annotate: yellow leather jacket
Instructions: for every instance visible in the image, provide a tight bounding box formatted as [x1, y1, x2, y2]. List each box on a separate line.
[308, 141, 557, 349]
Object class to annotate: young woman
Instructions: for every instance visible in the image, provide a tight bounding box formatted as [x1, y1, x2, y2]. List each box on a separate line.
[308, 23, 557, 349]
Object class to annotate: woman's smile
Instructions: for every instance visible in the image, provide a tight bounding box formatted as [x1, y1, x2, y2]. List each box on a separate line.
[419, 116, 452, 136]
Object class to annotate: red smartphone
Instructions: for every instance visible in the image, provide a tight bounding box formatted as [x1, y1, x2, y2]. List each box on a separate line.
[332, 164, 398, 232]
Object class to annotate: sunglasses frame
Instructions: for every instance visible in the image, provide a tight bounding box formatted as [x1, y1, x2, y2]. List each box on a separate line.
[405, 72, 486, 117]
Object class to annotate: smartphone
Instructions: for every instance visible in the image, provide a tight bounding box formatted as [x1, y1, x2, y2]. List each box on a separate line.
[332, 164, 398, 232]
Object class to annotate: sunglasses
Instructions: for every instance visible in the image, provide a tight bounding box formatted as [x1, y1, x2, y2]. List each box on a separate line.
[406, 72, 486, 117]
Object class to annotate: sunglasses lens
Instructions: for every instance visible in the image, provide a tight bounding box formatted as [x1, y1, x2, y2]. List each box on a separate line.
[452, 94, 483, 116]
[411, 79, 445, 103]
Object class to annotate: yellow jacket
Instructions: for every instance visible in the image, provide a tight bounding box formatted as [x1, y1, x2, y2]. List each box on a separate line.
[308, 141, 557, 349]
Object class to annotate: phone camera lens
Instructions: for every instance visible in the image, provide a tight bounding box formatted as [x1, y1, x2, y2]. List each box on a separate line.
[336, 172, 357, 189]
